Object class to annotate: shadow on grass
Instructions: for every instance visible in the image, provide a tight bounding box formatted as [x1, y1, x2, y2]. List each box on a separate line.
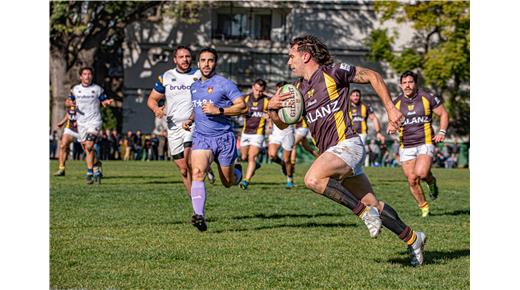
[211, 221, 357, 233]
[231, 212, 343, 220]
[430, 209, 470, 216]
[381, 248, 470, 266]
[51, 220, 185, 230]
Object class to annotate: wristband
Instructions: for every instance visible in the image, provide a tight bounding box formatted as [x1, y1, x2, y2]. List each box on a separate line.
[439, 129, 446, 135]
[268, 108, 278, 112]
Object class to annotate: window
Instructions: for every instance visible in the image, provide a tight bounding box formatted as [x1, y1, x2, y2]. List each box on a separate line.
[213, 11, 272, 41]
[253, 15, 271, 40]
[214, 13, 249, 40]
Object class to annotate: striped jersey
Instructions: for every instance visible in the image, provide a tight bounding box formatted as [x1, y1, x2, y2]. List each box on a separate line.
[65, 105, 78, 132]
[349, 101, 374, 134]
[296, 63, 358, 153]
[242, 93, 269, 135]
[393, 88, 443, 148]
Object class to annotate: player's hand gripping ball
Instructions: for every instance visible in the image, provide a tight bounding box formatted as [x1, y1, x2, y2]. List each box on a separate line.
[278, 84, 303, 124]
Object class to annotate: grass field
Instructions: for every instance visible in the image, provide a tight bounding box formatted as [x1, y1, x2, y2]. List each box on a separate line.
[50, 160, 469, 289]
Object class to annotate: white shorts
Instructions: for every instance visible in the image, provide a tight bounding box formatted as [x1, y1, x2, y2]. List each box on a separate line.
[269, 130, 295, 151]
[295, 127, 309, 138]
[240, 133, 264, 148]
[63, 128, 80, 140]
[399, 144, 435, 162]
[168, 126, 193, 156]
[325, 136, 365, 176]
[78, 122, 101, 142]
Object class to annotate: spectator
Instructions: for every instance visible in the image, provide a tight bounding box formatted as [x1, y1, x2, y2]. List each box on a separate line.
[368, 139, 381, 167]
[142, 136, 152, 161]
[73, 139, 83, 160]
[158, 129, 167, 160]
[133, 130, 143, 161]
[98, 131, 110, 160]
[50, 130, 58, 159]
[123, 130, 134, 160]
[111, 129, 121, 160]
[446, 153, 458, 169]
[150, 134, 159, 160]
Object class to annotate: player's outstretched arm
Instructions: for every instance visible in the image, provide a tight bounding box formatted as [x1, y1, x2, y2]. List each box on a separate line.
[432, 104, 449, 143]
[146, 89, 165, 118]
[352, 66, 403, 129]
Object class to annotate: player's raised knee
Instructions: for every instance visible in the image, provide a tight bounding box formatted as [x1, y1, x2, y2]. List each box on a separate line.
[192, 167, 206, 180]
[304, 173, 323, 193]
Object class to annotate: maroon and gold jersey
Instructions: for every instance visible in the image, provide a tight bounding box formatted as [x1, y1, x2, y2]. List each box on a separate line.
[65, 105, 78, 132]
[296, 63, 358, 153]
[242, 93, 269, 135]
[393, 88, 442, 148]
[349, 102, 374, 134]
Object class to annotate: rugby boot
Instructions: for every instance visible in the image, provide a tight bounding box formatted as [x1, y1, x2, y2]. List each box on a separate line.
[360, 206, 382, 238]
[93, 161, 103, 184]
[53, 168, 65, 176]
[427, 177, 439, 200]
[207, 169, 216, 184]
[281, 160, 287, 176]
[286, 181, 294, 189]
[191, 214, 207, 232]
[240, 180, 249, 190]
[85, 174, 94, 185]
[233, 163, 243, 185]
[408, 231, 427, 266]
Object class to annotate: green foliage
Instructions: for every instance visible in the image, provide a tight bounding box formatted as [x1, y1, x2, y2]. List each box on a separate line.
[367, 1, 470, 136]
[51, 161, 470, 289]
[101, 106, 118, 130]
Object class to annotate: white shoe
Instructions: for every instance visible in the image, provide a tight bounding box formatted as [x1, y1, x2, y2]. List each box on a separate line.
[360, 206, 382, 238]
[408, 231, 427, 266]
[207, 170, 216, 184]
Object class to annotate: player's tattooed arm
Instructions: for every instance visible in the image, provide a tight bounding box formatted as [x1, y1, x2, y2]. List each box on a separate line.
[353, 66, 403, 130]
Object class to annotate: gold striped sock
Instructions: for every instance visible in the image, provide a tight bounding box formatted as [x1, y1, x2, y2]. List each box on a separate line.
[406, 231, 417, 246]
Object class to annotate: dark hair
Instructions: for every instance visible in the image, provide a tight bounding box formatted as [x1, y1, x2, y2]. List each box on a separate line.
[400, 70, 418, 83]
[276, 80, 288, 88]
[79, 67, 93, 75]
[290, 35, 333, 66]
[253, 79, 267, 88]
[174, 45, 191, 56]
[350, 89, 361, 95]
[198, 47, 218, 62]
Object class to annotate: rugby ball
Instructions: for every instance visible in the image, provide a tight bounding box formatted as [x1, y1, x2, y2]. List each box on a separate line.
[278, 84, 304, 124]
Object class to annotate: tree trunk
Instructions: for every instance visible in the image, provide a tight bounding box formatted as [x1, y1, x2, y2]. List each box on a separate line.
[50, 47, 69, 131]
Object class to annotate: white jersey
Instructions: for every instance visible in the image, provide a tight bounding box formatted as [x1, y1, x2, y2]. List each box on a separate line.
[71, 83, 105, 125]
[154, 68, 201, 130]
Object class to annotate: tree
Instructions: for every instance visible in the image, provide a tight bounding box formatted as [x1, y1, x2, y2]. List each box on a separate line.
[365, 1, 470, 137]
[49, 1, 204, 131]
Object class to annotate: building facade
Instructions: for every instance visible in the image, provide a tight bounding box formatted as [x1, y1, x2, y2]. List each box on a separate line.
[122, 1, 414, 132]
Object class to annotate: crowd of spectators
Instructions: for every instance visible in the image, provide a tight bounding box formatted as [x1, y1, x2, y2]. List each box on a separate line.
[364, 139, 467, 169]
[50, 129, 468, 168]
[49, 129, 174, 162]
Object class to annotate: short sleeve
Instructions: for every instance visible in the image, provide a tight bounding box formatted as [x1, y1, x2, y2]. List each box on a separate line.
[334, 63, 357, 87]
[225, 79, 243, 102]
[153, 74, 166, 94]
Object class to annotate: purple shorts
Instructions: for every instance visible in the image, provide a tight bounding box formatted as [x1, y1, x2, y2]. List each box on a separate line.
[192, 131, 238, 166]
